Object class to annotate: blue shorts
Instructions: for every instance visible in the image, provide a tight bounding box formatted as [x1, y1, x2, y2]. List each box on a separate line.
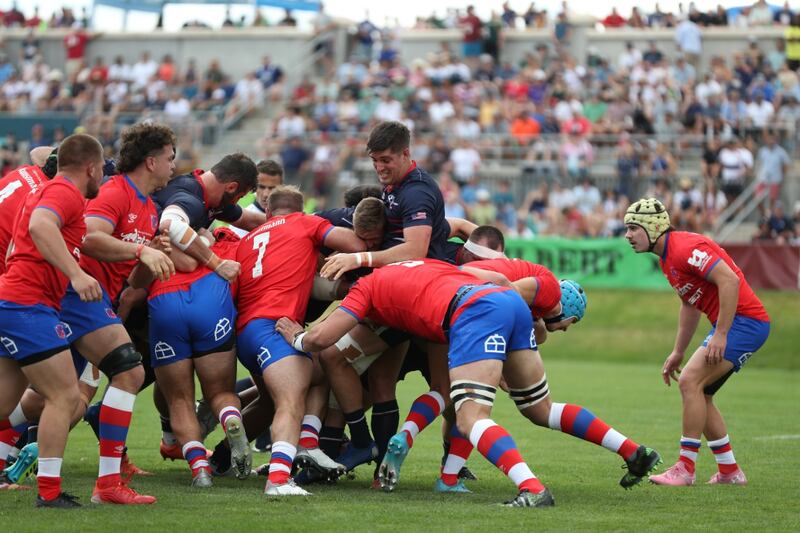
[148, 273, 236, 368]
[0, 301, 70, 366]
[702, 315, 770, 371]
[237, 318, 309, 376]
[448, 289, 536, 369]
[463, 41, 482, 57]
[58, 284, 122, 343]
[71, 347, 88, 377]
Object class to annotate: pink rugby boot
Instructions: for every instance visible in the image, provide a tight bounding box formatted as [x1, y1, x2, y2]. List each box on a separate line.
[649, 461, 695, 486]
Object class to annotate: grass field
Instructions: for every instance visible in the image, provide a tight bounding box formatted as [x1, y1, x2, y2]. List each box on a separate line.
[1, 290, 798, 531]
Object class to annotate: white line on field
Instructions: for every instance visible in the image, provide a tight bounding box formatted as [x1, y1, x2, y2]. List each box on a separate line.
[753, 435, 800, 441]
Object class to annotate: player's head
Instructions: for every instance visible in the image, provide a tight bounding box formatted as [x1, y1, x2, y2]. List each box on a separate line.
[366, 121, 411, 187]
[458, 225, 506, 264]
[624, 197, 671, 253]
[543, 279, 587, 332]
[210, 152, 258, 208]
[344, 183, 382, 208]
[353, 197, 386, 250]
[40, 146, 59, 179]
[267, 185, 303, 216]
[56, 133, 105, 199]
[255, 159, 283, 211]
[117, 122, 177, 191]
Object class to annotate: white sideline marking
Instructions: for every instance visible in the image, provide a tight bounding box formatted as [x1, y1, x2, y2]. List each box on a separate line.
[753, 435, 800, 441]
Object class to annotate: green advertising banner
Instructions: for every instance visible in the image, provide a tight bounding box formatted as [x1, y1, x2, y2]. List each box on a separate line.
[504, 237, 671, 290]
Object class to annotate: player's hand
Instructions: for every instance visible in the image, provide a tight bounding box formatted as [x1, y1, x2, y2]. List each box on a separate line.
[150, 233, 172, 255]
[71, 271, 103, 302]
[320, 253, 359, 281]
[705, 332, 727, 365]
[139, 246, 175, 282]
[214, 259, 240, 282]
[198, 227, 217, 246]
[662, 352, 683, 386]
[276, 317, 303, 343]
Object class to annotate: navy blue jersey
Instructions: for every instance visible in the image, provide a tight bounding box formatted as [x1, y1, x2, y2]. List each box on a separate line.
[152, 170, 243, 230]
[316, 207, 355, 230]
[381, 162, 450, 262]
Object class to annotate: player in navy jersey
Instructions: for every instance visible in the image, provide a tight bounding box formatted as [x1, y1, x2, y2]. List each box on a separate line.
[59, 123, 178, 505]
[624, 198, 770, 486]
[153, 153, 258, 283]
[230, 159, 284, 238]
[0, 133, 105, 508]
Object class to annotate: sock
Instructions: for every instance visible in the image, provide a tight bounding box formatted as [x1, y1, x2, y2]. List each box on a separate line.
[219, 406, 242, 430]
[708, 435, 738, 475]
[26, 425, 38, 443]
[160, 414, 177, 446]
[299, 415, 322, 449]
[182, 441, 210, 475]
[548, 403, 639, 460]
[319, 425, 344, 459]
[344, 409, 372, 448]
[371, 400, 399, 461]
[9, 403, 27, 427]
[469, 418, 545, 494]
[268, 441, 296, 485]
[400, 391, 445, 448]
[98, 386, 136, 487]
[84, 401, 102, 441]
[37, 457, 63, 501]
[441, 424, 474, 486]
[679, 436, 701, 474]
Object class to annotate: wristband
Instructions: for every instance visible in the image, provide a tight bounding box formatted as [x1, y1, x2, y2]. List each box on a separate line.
[355, 252, 364, 267]
[206, 254, 221, 270]
[135, 243, 144, 261]
[292, 331, 307, 352]
[366, 252, 373, 267]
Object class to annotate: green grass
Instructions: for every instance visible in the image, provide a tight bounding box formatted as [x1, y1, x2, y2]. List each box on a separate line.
[1, 290, 798, 531]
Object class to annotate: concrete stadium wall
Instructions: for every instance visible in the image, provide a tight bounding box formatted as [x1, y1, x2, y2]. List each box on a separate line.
[0, 25, 786, 81]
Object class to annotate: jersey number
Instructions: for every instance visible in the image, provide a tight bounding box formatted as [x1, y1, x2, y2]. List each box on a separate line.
[0, 180, 22, 204]
[251, 232, 270, 278]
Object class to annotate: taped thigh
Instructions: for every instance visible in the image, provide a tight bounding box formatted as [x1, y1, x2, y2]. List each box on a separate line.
[449, 380, 496, 411]
[508, 374, 549, 411]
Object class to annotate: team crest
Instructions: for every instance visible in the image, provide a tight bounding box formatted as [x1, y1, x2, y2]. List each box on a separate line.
[128, 213, 138, 223]
[105, 308, 118, 319]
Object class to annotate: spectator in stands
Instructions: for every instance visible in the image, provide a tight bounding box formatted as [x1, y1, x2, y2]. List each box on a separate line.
[675, 16, 702, 68]
[131, 52, 158, 90]
[618, 42, 642, 73]
[746, 90, 775, 130]
[775, 2, 794, 25]
[311, 2, 336, 73]
[672, 177, 704, 231]
[602, 8, 627, 28]
[63, 27, 91, 82]
[279, 136, 310, 185]
[755, 132, 791, 211]
[615, 138, 640, 198]
[717, 136, 753, 205]
[493, 179, 517, 229]
[755, 202, 796, 244]
[553, 12, 572, 46]
[275, 106, 307, 140]
[749, 0, 774, 26]
[157, 55, 176, 83]
[470, 188, 497, 226]
[459, 6, 483, 64]
[444, 188, 468, 219]
[628, 7, 647, 29]
[784, 15, 800, 71]
[450, 138, 481, 185]
[278, 9, 297, 27]
[573, 176, 601, 217]
[163, 90, 191, 122]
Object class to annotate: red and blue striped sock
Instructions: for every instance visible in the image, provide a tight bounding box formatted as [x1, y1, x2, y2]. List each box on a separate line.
[182, 441, 210, 474]
[0, 426, 24, 470]
[298, 415, 322, 449]
[549, 403, 639, 460]
[97, 386, 135, 488]
[400, 391, 445, 448]
[268, 441, 296, 485]
[440, 424, 474, 486]
[708, 435, 738, 474]
[679, 436, 701, 473]
[469, 419, 545, 494]
[219, 406, 243, 431]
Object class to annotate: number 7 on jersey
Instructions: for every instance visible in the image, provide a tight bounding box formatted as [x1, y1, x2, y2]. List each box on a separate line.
[251, 232, 270, 278]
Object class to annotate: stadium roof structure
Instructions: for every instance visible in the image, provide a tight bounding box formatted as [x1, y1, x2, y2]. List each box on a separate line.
[93, 0, 322, 15]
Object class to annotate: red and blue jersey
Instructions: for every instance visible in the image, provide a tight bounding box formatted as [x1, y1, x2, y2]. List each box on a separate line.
[340, 259, 507, 343]
[236, 212, 333, 329]
[81, 174, 159, 300]
[0, 165, 47, 274]
[381, 162, 451, 262]
[466, 258, 561, 318]
[659, 231, 769, 324]
[0, 176, 86, 309]
[149, 227, 241, 299]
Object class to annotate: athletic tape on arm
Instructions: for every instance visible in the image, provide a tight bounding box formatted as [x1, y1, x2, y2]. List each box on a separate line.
[162, 205, 198, 251]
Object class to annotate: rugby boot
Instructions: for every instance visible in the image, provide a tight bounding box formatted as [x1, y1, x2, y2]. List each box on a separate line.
[435, 478, 471, 493]
[3, 442, 38, 484]
[378, 433, 409, 492]
[502, 488, 555, 508]
[620, 445, 662, 489]
[264, 478, 311, 496]
[191, 467, 213, 488]
[649, 461, 695, 486]
[295, 447, 345, 480]
[707, 469, 747, 485]
[224, 416, 252, 480]
[335, 441, 378, 473]
[91, 482, 157, 505]
[36, 492, 81, 509]
[159, 441, 183, 461]
[120, 453, 153, 484]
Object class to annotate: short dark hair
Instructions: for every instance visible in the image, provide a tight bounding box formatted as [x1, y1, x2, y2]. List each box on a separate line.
[256, 159, 284, 178]
[366, 121, 410, 154]
[469, 225, 505, 251]
[267, 185, 304, 214]
[344, 184, 382, 208]
[57, 133, 104, 170]
[211, 152, 258, 193]
[116, 122, 177, 174]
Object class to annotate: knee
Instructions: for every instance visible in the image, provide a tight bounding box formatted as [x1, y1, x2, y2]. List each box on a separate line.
[59, 383, 82, 414]
[677, 371, 702, 397]
[99, 343, 144, 390]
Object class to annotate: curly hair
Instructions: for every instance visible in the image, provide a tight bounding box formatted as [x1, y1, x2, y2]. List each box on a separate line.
[116, 122, 177, 174]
